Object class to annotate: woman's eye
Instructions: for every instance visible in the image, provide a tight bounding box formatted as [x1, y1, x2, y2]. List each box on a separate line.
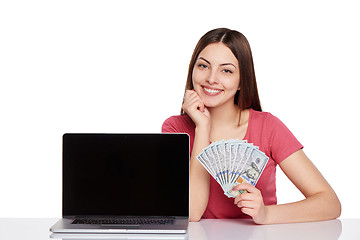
[222, 69, 232, 73]
[198, 64, 208, 69]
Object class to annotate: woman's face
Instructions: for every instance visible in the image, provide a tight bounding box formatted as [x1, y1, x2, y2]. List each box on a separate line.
[192, 42, 240, 108]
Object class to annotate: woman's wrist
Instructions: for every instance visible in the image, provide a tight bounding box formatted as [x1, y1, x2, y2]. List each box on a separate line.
[195, 125, 210, 141]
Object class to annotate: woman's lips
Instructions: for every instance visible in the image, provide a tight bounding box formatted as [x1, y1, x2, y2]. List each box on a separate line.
[202, 86, 223, 96]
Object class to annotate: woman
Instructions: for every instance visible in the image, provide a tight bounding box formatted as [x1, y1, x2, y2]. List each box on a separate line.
[162, 28, 341, 224]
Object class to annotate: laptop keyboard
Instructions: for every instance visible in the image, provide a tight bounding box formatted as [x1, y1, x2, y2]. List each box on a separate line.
[72, 218, 174, 225]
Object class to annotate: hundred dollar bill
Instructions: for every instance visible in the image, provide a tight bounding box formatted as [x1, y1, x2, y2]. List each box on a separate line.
[203, 147, 224, 185]
[215, 143, 227, 184]
[205, 145, 226, 187]
[197, 152, 217, 181]
[227, 146, 269, 197]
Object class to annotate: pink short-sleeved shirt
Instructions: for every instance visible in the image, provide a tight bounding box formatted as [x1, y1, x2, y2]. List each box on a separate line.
[161, 109, 303, 219]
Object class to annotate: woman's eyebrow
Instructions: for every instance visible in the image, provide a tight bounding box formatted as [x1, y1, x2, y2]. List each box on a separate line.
[220, 63, 237, 69]
[198, 57, 237, 69]
[198, 57, 211, 65]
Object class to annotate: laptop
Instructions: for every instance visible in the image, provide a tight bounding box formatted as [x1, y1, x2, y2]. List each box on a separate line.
[50, 133, 189, 234]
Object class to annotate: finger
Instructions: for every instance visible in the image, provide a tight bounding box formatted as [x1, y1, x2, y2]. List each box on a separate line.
[232, 183, 257, 193]
[183, 101, 205, 118]
[235, 192, 255, 202]
[184, 91, 202, 105]
[185, 89, 196, 95]
[197, 101, 205, 112]
[183, 90, 197, 102]
[203, 106, 210, 115]
[185, 95, 205, 112]
[185, 89, 199, 99]
[240, 206, 256, 217]
[183, 94, 200, 108]
[237, 200, 257, 209]
[234, 192, 254, 205]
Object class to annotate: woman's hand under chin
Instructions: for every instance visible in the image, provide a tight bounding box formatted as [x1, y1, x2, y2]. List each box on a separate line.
[182, 90, 211, 129]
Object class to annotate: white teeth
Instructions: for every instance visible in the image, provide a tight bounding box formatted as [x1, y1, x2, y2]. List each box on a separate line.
[204, 87, 221, 94]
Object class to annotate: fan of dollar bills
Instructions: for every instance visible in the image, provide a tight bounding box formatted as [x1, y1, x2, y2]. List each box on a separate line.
[196, 139, 269, 198]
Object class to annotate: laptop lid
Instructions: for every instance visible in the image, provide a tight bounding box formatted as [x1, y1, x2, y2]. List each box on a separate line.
[62, 133, 189, 218]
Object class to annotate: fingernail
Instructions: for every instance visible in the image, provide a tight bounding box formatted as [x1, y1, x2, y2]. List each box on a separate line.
[232, 187, 236, 191]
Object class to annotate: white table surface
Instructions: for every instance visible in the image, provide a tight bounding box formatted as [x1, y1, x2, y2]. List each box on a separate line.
[0, 218, 359, 240]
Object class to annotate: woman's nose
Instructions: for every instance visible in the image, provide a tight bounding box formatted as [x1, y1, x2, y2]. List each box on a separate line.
[206, 70, 218, 84]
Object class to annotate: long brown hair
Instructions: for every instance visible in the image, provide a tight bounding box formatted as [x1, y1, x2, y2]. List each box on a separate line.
[181, 28, 262, 119]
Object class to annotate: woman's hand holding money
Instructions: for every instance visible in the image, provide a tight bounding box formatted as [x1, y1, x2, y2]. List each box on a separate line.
[233, 183, 268, 224]
[182, 90, 211, 129]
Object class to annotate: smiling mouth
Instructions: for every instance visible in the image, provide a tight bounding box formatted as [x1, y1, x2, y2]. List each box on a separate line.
[202, 86, 223, 95]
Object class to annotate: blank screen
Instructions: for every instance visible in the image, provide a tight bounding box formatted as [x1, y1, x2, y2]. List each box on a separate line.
[62, 133, 189, 217]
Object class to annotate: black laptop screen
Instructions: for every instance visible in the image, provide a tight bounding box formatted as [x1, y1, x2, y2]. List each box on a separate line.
[62, 133, 189, 217]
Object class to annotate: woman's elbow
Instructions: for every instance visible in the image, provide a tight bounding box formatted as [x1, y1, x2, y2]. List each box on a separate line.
[189, 205, 206, 222]
[189, 211, 203, 222]
[189, 217, 201, 222]
[332, 197, 342, 219]
[327, 192, 342, 219]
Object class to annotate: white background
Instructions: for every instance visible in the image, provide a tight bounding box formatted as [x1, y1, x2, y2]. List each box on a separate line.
[1, 0, 359, 218]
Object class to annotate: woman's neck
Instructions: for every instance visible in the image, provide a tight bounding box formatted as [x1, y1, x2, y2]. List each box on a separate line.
[208, 102, 240, 127]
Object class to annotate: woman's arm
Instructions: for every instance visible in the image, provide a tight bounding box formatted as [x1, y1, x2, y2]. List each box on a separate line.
[268, 149, 341, 223]
[189, 126, 211, 221]
[181, 90, 212, 222]
[234, 149, 341, 224]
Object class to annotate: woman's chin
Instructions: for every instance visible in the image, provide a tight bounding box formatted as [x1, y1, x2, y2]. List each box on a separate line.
[202, 103, 217, 109]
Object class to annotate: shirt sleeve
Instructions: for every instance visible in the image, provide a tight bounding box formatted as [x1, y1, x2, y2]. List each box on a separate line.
[161, 116, 181, 133]
[267, 113, 304, 164]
